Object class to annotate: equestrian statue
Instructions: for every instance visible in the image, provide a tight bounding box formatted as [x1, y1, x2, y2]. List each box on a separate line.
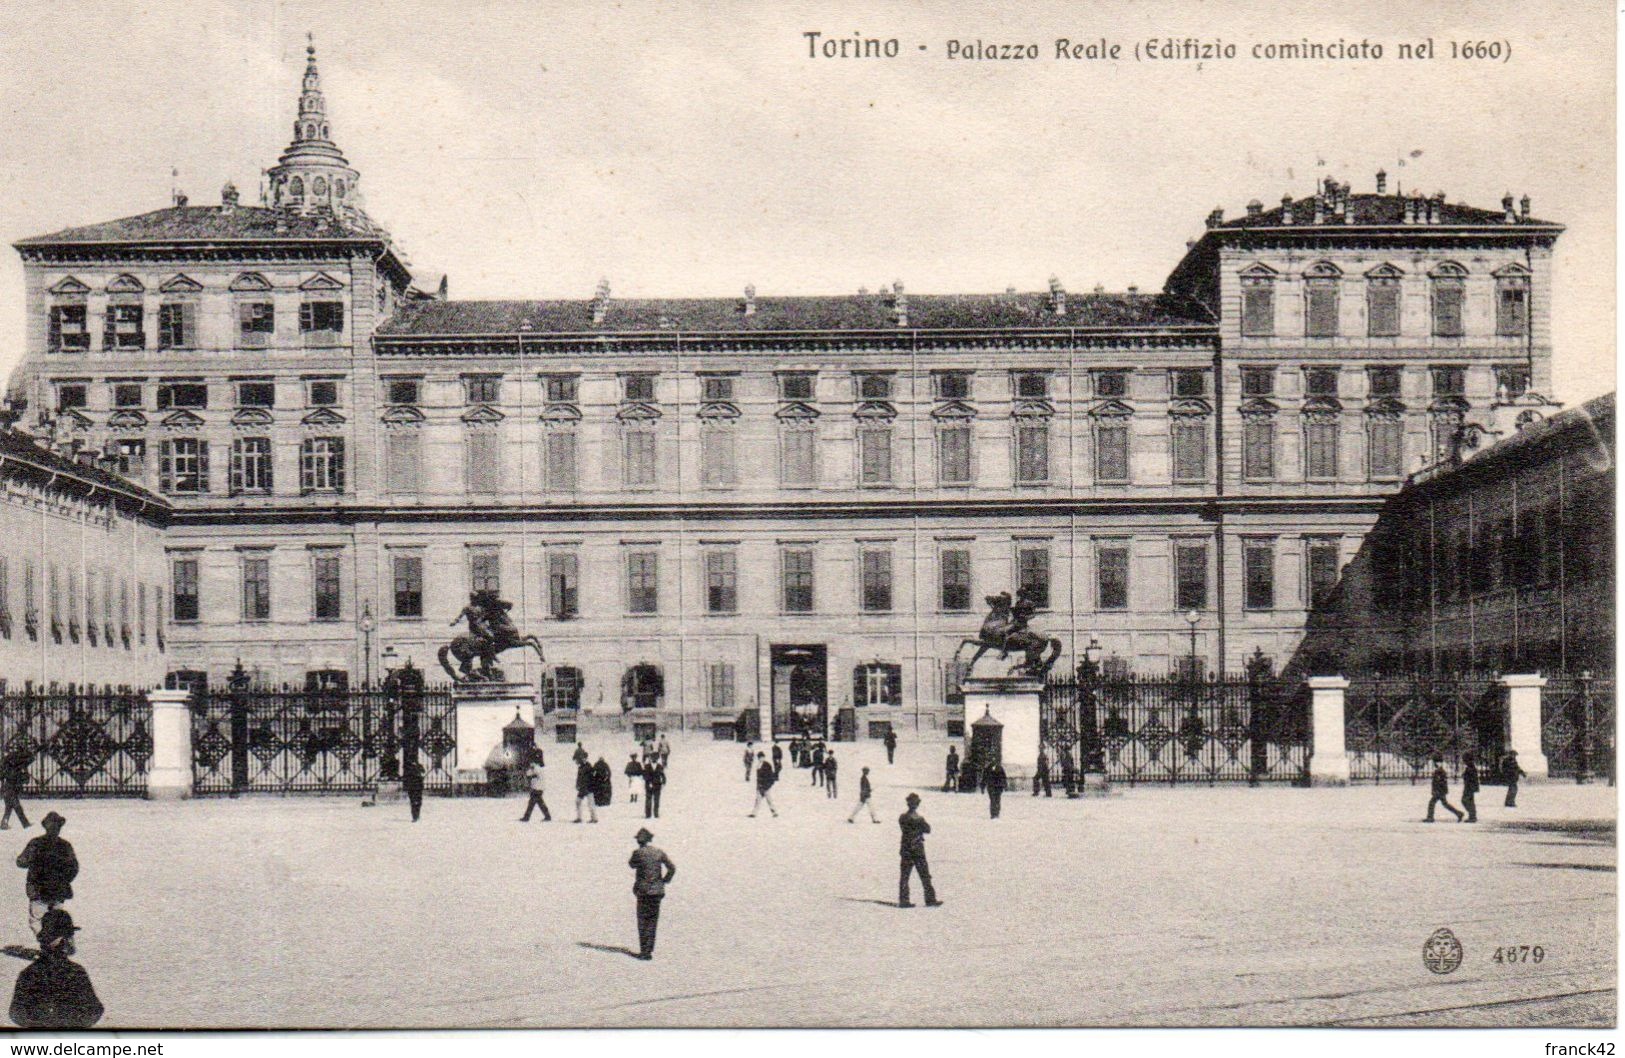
[439, 590, 546, 684]
[954, 587, 1063, 678]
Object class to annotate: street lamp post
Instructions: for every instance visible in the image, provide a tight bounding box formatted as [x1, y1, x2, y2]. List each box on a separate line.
[1076, 636, 1106, 793]
[360, 602, 375, 688]
[1184, 609, 1200, 679]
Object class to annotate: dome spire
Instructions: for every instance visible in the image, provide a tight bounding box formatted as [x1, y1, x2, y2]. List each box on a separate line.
[265, 32, 360, 214]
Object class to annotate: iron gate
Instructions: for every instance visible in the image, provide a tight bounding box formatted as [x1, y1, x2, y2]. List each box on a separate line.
[191, 671, 456, 794]
[1344, 674, 1504, 783]
[1040, 669, 1310, 785]
[0, 683, 152, 796]
[1542, 672, 1615, 783]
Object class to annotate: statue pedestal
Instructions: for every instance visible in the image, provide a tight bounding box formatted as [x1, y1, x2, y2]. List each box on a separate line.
[453, 682, 537, 791]
[961, 676, 1043, 787]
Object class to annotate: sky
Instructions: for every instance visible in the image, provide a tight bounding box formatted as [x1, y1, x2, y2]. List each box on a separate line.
[0, 0, 1613, 403]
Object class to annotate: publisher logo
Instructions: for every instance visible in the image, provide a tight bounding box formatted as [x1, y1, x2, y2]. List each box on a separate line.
[1423, 928, 1464, 974]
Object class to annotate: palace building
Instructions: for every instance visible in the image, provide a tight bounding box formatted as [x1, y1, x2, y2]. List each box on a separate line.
[2, 43, 1567, 739]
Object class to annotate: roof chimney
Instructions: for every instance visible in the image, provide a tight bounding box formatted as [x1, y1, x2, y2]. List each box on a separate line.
[1048, 275, 1066, 317]
[1313, 194, 1325, 225]
[1376, 169, 1387, 195]
[1205, 207, 1223, 228]
[1005, 285, 1016, 295]
[892, 281, 908, 327]
[1502, 193, 1517, 224]
[1246, 199, 1262, 220]
[436, 275, 449, 300]
[1093, 283, 1105, 294]
[591, 278, 611, 325]
[1126, 284, 1139, 295]
[1280, 194, 1294, 225]
[857, 285, 868, 296]
[1185, 239, 1196, 251]
[173, 188, 188, 208]
[1519, 194, 1531, 221]
[1431, 191, 1445, 224]
[742, 283, 756, 316]
[220, 180, 239, 213]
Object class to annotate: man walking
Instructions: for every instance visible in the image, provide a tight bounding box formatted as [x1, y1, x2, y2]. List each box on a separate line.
[402, 760, 425, 822]
[8, 909, 101, 1029]
[1503, 750, 1526, 808]
[574, 758, 599, 823]
[16, 813, 76, 937]
[592, 755, 614, 811]
[628, 828, 676, 961]
[742, 742, 755, 781]
[942, 746, 959, 793]
[897, 793, 941, 908]
[1060, 746, 1078, 798]
[0, 750, 31, 830]
[1034, 747, 1052, 797]
[1461, 752, 1480, 823]
[811, 742, 825, 786]
[984, 761, 1007, 819]
[1425, 753, 1464, 822]
[657, 734, 671, 767]
[771, 742, 784, 779]
[848, 766, 880, 823]
[520, 753, 551, 822]
[824, 751, 839, 799]
[883, 728, 898, 765]
[643, 759, 665, 820]
[750, 753, 779, 818]
[625, 753, 644, 804]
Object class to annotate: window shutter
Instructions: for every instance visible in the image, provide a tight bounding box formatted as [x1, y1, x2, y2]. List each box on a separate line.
[48, 307, 61, 348]
[885, 665, 902, 705]
[197, 442, 210, 492]
[853, 665, 866, 708]
[158, 441, 173, 493]
[299, 302, 313, 332]
[182, 303, 197, 348]
[229, 442, 243, 494]
[332, 440, 345, 492]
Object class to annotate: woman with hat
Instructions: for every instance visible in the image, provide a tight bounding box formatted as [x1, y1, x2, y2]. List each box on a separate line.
[9, 908, 102, 1028]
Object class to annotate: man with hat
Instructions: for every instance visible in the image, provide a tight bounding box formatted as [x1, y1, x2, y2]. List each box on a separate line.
[8, 909, 101, 1029]
[898, 793, 942, 908]
[628, 827, 676, 961]
[15, 813, 76, 936]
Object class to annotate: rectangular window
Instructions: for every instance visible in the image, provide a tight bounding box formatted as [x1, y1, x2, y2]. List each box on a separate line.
[859, 427, 892, 486]
[464, 429, 500, 497]
[463, 375, 501, 404]
[229, 437, 274, 494]
[298, 301, 344, 339]
[157, 382, 207, 409]
[312, 551, 341, 621]
[239, 302, 274, 346]
[137, 582, 146, 643]
[1096, 544, 1129, 611]
[1432, 281, 1465, 337]
[1175, 542, 1208, 611]
[1243, 541, 1276, 610]
[1172, 418, 1206, 482]
[1093, 370, 1129, 398]
[857, 374, 892, 401]
[1368, 418, 1403, 479]
[241, 555, 270, 622]
[385, 378, 421, 405]
[624, 375, 656, 402]
[1172, 370, 1207, 398]
[778, 373, 814, 400]
[385, 430, 421, 493]
[1305, 284, 1339, 337]
[1496, 281, 1529, 336]
[545, 430, 577, 492]
[114, 438, 146, 479]
[1304, 367, 1340, 397]
[1095, 421, 1129, 482]
[307, 380, 339, 407]
[939, 548, 971, 612]
[49, 305, 89, 351]
[1368, 280, 1400, 337]
[700, 376, 734, 402]
[627, 552, 659, 614]
[55, 383, 86, 411]
[701, 428, 738, 487]
[1305, 418, 1339, 480]
[705, 551, 738, 613]
[1014, 372, 1048, 398]
[300, 438, 345, 494]
[1368, 366, 1402, 397]
[1494, 365, 1531, 400]
[857, 663, 902, 707]
[392, 555, 423, 619]
[544, 376, 579, 403]
[782, 549, 814, 613]
[707, 663, 736, 711]
[937, 423, 972, 484]
[236, 381, 275, 407]
[1241, 282, 1274, 337]
[158, 302, 195, 349]
[112, 383, 143, 408]
[623, 429, 656, 488]
[934, 372, 970, 400]
[548, 552, 579, 619]
[1431, 366, 1466, 398]
[159, 438, 209, 494]
[1240, 367, 1274, 396]
[1015, 422, 1049, 483]
[1242, 418, 1275, 480]
[1017, 546, 1050, 609]
[860, 549, 893, 612]
[172, 557, 199, 622]
[1306, 539, 1341, 610]
[780, 424, 817, 486]
[469, 547, 501, 595]
[105, 303, 144, 349]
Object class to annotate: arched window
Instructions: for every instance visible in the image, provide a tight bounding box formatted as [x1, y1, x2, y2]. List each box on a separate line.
[289, 176, 304, 200]
[335, 179, 346, 199]
[622, 664, 663, 710]
[321, 123, 329, 138]
[312, 176, 328, 197]
[304, 122, 315, 139]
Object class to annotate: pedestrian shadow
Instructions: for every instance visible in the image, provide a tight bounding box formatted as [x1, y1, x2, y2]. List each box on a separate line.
[1513, 862, 1615, 873]
[1491, 818, 1616, 846]
[576, 941, 642, 959]
[838, 897, 902, 909]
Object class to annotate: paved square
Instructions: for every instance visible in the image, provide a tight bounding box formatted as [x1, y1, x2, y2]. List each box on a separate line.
[2, 738, 1613, 1027]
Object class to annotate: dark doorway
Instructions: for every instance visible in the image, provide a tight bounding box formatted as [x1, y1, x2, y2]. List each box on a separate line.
[771, 644, 827, 739]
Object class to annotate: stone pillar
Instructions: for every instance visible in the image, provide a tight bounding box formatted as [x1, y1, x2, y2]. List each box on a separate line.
[960, 676, 1042, 786]
[1500, 674, 1549, 781]
[1306, 676, 1351, 786]
[146, 688, 193, 800]
[453, 682, 537, 790]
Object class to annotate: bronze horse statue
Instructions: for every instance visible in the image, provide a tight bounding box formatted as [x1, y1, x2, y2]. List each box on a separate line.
[439, 591, 545, 683]
[954, 590, 1063, 678]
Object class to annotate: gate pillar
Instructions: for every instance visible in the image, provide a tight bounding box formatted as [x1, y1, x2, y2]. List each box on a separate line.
[1306, 676, 1350, 786]
[146, 688, 193, 800]
[453, 682, 537, 792]
[1500, 674, 1550, 782]
[961, 676, 1042, 787]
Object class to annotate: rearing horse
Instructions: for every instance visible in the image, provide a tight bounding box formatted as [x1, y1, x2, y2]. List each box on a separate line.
[954, 592, 1063, 678]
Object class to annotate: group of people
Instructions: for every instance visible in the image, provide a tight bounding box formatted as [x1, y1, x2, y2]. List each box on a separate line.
[1426, 749, 1528, 823]
[517, 740, 675, 825]
[4, 803, 102, 1029]
[939, 746, 1012, 819]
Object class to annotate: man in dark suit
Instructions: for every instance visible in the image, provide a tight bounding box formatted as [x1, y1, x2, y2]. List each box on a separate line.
[942, 746, 960, 793]
[574, 759, 598, 823]
[1503, 750, 1526, 807]
[984, 762, 1008, 819]
[402, 760, 425, 822]
[16, 813, 76, 936]
[1425, 754, 1463, 822]
[883, 728, 899, 765]
[627, 828, 676, 960]
[1461, 752, 1480, 823]
[750, 754, 779, 818]
[897, 793, 941, 908]
[643, 760, 665, 819]
[771, 743, 784, 779]
[1034, 747, 1052, 797]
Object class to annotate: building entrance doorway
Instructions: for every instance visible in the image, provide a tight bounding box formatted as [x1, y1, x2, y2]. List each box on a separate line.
[771, 644, 827, 739]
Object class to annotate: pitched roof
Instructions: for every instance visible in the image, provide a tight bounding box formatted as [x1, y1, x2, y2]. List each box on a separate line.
[0, 427, 168, 513]
[376, 291, 1214, 337]
[1217, 193, 1558, 230]
[15, 205, 390, 246]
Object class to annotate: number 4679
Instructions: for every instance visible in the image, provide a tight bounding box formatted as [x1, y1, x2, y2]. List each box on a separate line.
[1493, 945, 1545, 963]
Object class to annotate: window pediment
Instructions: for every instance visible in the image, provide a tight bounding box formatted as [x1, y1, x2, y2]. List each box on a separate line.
[540, 404, 582, 423]
[930, 400, 977, 421]
[1303, 261, 1342, 279]
[60, 409, 93, 431]
[230, 408, 275, 428]
[1429, 261, 1468, 279]
[1364, 262, 1404, 279]
[616, 402, 663, 422]
[302, 407, 347, 427]
[1492, 262, 1532, 279]
[106, 274, 145, 294]
[1365, 397, 1407, 417]
[380, 406, 425, 426]
[1238, 262, 1279, 279]
[697, 402, 741, 420]
[229, 272, 273, 292]
[1428, 397, 1469, 415]
[107, 409, 147, 430]
[1089, 399, 1134, 419]
[775, 401, 821, 421]
[1238, 397, 1279, 417]
[854, 401, 897, 420]
[1302, 395, 1343, 415]
[461, 405, 505, 425]
[1169, 398, 1213, 417]
[160, 409, 205, 430]
[159, 274, 203, 293]
[49, 277, 90, 296]
[299, 272, 345, 291]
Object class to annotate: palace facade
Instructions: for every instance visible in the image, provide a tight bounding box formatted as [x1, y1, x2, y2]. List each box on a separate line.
[3, 44, 1567, 738]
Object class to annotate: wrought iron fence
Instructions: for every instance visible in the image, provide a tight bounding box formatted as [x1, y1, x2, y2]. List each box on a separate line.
[0, 683, 152, 796]
[1041, 670, 1310, 785]
[1542, 672, 1615, 784]
[1344, 673, 1504, 783]
[190, 675, 457, 795]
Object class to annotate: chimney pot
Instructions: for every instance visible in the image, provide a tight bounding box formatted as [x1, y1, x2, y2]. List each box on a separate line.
[1005, 285, 1016, 295]
[1519, 194, 1531, 220]
[1502, 193, 1516, 224]
[742, 283, 757, 316]
[857, 286, 868, 296]
[1048, 276, 1067, 317]
[1127, 284, 1139, 295]
[1246, 199, 1262, 219]
[591, 278, 611, 324]
[1280, 194, 1294, 225]
[1376, 169, 1387, 194]
[1093, 283, 1105, 294]
[173, 189, 188, 208]
[1313, 196, 1325, 225]
[1205, 207, 1223, 228]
